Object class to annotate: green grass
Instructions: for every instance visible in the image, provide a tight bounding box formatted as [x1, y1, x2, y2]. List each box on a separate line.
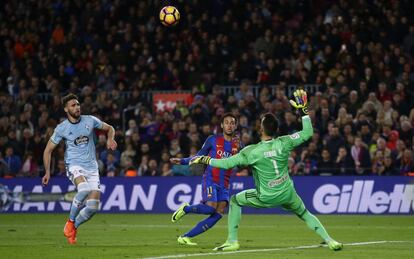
[0, 214, 413, 258]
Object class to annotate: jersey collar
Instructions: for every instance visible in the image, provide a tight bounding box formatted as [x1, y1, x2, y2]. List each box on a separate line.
[261, 138, 273, 143]
[68, 116, 82, 124]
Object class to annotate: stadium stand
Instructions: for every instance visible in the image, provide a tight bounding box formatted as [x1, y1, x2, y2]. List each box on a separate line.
[0, 0, 413, 178]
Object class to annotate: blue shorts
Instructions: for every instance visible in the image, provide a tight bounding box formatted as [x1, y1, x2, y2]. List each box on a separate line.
[202, 182, 229, 203]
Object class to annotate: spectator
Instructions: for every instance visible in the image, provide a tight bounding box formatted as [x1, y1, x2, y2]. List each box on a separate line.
[317, 149, 335, 176]
[351, 137, 371, 175]
[370, 137, 392, 159]
[121, 144, 137, 168]
[139, 142, 151, 158]
[334, 147, 355, 175]
[20, 152, 38, 177]
[0, 152, 8, 178]
[54, 159, 67, 177]
[169, 139, 181, 157]
[137, 155, 150, 176]
[400, 120, 414, 147]
[377, 82, 393, 103]
[105, 153, 119, 177]
[146, 159, 159, 176]
[372, 150, 386, 175]
[325, 125, 346, 159]
[382, 156, 398, 176]
[234, 80, 253, 102]
[386, 130, 400, 151]
[161, 163, 173, 176]
[125, 119, 138, 137]
[0, 0, 413, 177]
[399, 149, 414, 176]
[4, 147, 22, 177]
[347, 90, 361, 117]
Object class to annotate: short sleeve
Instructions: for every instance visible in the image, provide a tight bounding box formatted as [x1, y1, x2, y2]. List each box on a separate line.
[90, 115, 103, 129]
[50, 128, 62, 144]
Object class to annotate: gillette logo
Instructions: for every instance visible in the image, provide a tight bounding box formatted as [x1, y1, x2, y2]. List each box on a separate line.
[313, 181, 414, 214]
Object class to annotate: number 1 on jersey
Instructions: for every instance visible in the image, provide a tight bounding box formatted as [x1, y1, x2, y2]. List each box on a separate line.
[272, 159, 280, 177]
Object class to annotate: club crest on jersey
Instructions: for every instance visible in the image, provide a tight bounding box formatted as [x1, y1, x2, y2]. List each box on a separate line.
[74, 136, 89, 145]
[85, 124, 90, 131]
[290, 133, 300, 139]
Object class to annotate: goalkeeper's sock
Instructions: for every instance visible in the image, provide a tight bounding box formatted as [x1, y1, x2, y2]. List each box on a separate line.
[74, 199, 99, 228]
[183, 212, 222, 238]
[227, 195, 242, 243]
[69, 182, 91, 221]
[184, 204, 216, 215]
[299, 210, 332, 241]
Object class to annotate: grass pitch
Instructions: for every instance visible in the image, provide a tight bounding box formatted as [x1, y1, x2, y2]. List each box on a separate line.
[0, 214, 413, 258]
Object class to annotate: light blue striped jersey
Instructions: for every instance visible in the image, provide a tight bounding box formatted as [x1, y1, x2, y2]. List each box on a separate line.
[50, 115, 103, 172]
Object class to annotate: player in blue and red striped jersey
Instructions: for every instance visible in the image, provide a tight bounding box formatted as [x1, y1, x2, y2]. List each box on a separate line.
[170, 113, 242, 246]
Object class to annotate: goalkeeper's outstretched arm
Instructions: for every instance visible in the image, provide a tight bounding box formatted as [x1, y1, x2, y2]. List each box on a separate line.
[209, 152, 246, 169]
[279, 116, 314, 151]
[190, 147, 250, 170]
[171, 135, 213, 165]
[294, 115, 314, 142]
[283, 89, 314, 150]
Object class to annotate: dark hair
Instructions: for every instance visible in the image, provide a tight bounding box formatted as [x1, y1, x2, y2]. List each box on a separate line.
[221, 113, 238, 124]
[61, 93, 78, 107]
[261, 113, 279, 137]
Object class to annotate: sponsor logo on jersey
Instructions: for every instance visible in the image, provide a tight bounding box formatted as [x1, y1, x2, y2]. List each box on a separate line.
[268, 174, 288, 187]
[313, 181, 414, 214]
[217, 150, 232, 158]
[74, 136, 89, 145]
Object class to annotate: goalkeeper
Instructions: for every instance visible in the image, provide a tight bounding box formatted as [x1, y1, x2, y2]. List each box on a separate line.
[190, 89, 343, 252]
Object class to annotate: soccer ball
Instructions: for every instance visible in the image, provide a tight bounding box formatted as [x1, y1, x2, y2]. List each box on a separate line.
[159, 6, 180, 27]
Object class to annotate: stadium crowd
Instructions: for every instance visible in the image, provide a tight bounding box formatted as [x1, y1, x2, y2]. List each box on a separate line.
[0, 0, 414, 178]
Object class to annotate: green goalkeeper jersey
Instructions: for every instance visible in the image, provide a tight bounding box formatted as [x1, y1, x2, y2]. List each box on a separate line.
[210, 115, 313, 199]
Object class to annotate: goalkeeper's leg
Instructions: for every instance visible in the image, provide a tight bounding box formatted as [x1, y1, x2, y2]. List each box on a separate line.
[284, 188, 343, 251]
[214, 189, 267, 252]
[298, 210, 343, 250]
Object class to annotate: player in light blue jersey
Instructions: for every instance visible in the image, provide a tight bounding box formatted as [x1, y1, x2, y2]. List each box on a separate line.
[42, 93, 117, 244]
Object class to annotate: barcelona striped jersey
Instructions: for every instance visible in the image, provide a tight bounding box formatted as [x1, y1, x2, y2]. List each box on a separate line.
[181, 134, 242, 189]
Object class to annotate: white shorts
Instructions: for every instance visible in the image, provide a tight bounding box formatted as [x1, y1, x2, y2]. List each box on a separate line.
[67, 165, 101, 192]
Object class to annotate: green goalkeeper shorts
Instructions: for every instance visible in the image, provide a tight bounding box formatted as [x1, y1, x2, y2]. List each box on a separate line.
[234, 187, 307, 216]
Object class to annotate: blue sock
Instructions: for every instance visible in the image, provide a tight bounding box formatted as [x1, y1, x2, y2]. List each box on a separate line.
[183, 212, 222, 238]
[184, 204, 216, 215]
[74, 199, 99, 228]
[69, 182, 90, 221]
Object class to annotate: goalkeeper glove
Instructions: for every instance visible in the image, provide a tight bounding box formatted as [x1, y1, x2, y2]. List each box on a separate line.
[189, 156, 211, 165]
[289, 89, 309, 116]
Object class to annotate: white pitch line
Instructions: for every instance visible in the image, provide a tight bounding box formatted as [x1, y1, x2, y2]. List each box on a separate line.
[142, 240, 413, 259]
[0, 224, 413, 230]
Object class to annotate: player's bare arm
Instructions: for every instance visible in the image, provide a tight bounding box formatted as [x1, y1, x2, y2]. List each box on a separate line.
[42, 140, 58, 186]
[170, 158, 181, 164]
[101, 122, 117, 150]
